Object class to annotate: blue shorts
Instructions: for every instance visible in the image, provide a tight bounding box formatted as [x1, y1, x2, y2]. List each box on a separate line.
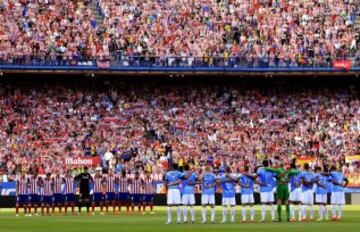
[93, 192, 103, 203]
[66, 193, 76, 203]
[143, 194, 154, 203]
[42, 196, 52, 205]
[17, 195, 28, 205]
[53, 193, 64, 204]
[118, 192, 130, 202]
[131, 194, 142, 204]
[106, 192, 116, 202]
[29, 194, 40, 204]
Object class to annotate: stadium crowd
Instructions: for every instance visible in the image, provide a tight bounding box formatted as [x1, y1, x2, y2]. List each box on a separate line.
[0, 80, 359, 180]
[0, 0, 359, 65]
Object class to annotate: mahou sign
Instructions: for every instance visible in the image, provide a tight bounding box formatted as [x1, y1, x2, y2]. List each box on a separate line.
[64, 157, 101, 167]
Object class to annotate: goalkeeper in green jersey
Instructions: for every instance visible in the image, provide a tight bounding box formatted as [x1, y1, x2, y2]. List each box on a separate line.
[265, 163, 300, 222]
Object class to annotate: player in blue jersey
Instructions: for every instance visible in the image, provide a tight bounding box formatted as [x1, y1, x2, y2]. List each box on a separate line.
[200, 165, 217, 224]
[329, 166, 348, 221]
[298, 163, 316, 221]
[218, 167, 237, 223]
[289, 163, 303, 222]
[314, 166, 329, 221]
[181, 164, 198, 223]
[239, 166, 255, 223]
[256, 160, 276, 222]
[164, 164, 184, 224]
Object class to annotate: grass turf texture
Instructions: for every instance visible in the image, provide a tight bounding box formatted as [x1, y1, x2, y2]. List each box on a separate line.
[0, 206, 359, 232]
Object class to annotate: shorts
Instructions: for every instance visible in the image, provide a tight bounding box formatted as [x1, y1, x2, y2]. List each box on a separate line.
[201, 194, 215, 205]
[143, 194, 154, 203]
[260, 192, 274, 203]
[29, 194, 40, 205]
[93, 192, 103, 203]
[79, 191, 90, 201]
[182, 194, 195, 206]
[241, 194, 254, 204]
[131, 194, 142, 204]
[331, 192, 345, 205]
[276, 185, 289, 201]
[222, 197, 236, 206]
[53, 193, 64, 204]
[42, 195, 53, 205]
[66, 193, 76, 203]
[167, 189, 181, 205]
[289, 188, 302, 202]
[17, 195, 28, 205]
[302, 190, 314, 205]
[118, 192, 130, 202]
[315, 194, 327, 204]
[106, 192, 116, 202]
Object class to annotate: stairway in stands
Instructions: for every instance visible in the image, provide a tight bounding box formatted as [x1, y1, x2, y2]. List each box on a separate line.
[89, 0, 105, 32]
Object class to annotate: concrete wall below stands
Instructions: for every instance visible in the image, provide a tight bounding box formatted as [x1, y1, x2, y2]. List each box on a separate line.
[0, 193, 356, 208]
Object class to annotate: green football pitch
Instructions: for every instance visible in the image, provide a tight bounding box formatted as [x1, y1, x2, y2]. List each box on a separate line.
[0, 206, 359, 232]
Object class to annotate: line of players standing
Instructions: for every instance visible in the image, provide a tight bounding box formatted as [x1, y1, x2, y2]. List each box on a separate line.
[15, 168, 156, 216]
[165, 161, 348, 224]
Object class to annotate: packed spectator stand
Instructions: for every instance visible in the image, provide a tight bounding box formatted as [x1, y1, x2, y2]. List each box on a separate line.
[0, 0, 359, 68]
[0, 78, 359, 181]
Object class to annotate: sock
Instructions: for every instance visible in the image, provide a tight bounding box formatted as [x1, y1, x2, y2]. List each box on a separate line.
[112, 202, 116, 213]
[332, 205, 336, 218]
[138, 205, 141, 213]
[250, 206, 255, 221]
[167, 207, 172, 222]
[86, 202, 90, 213]
[211, 207, 215, 222]
[286, 204, 290, 220]
[302, 205, 307, 219]
[261, 204, 266, 220]
[71, 204, 75, 213]
[290, 204, 295, 219]
[222, 206, 227, 221]
[201, 207, 206, 222]
[28, 205, 31, 214]
[118, 202, 122, 212]
[16, 206, 19, 215]
[242, 206, 246, 221]
[324, 205, 328, 218]
[183, 207, 188, 222]
[150, 203, 154, 212]
[277, 205, 282, 220]
[176, 207, 181, 222]
[52, 205, 55, 214]
[230, 207, 235, 222]
[298, 205, 302, 220]
[65, 203, 68, 214]
[59, 205, 62, 213]
[92, 203, 95, 212]
[338, 205, 343, 218]
[319, 205, 323, 219]
[34, 205, 38, 214]
[190, 206, 195, 222]
[41, 206, 44, 215]
[47, 206, 50, 214]
[143, 204, 146, 212]
[270, 205, 275, 220]
[310, 205, 314, 219]
[106, 203, 109, 212]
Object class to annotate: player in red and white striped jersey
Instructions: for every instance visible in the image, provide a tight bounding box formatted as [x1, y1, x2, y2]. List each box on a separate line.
[40, 173, 53, 216]
[143, 172, 155, 214]
[27, 171, 40, 216]
[104, 169, 118, 214]
[92, 169, 105, 215]
[64, 170, 76, 214]
[117, 171, 130, 213]
[16, 172, 28, 216]
[52, 171, 65, 215]
[130, 172, 144, 214]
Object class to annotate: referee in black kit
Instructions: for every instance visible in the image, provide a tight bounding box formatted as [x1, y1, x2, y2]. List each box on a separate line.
[74, 166, 93, 214]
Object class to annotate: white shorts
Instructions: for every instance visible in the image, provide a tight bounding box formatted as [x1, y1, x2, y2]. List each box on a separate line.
[182, 194, 195, 205]
[260, 192, 274, 203]
[167, 189, 181, 205]
[302, 190, 314, 205]
[289, 188, 302, 202]
[241, 194, 254, 204]
[315, 194, 327, 204]
[331, 192, 345, 205]
[222, 197, 236, 206]
[201, 194, 215, 205]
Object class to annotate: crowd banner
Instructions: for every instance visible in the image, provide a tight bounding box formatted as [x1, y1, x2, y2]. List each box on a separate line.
[347, 174, 360, 188]
[333, 60, 351, 70]
[296, 157, 316, 166]
[96, 60, 110, 69]
[345, 155, 360, 163]
[63, 157, 101, 167]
